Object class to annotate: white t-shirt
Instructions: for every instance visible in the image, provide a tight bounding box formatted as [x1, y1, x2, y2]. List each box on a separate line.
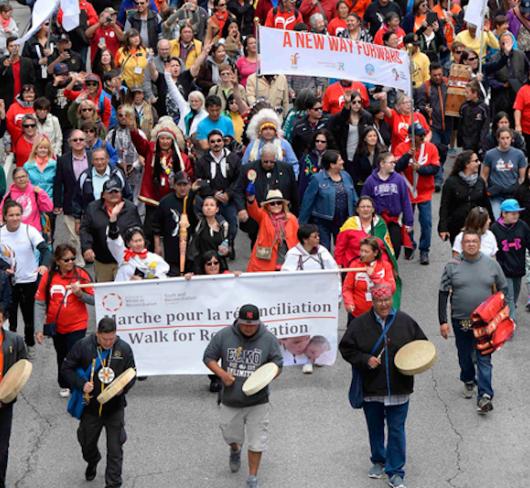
[0, 224, 44, 283]
[452, 230, 498, 258]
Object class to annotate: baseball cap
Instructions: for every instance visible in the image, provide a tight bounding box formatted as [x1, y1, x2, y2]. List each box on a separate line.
[53, 63, 69, 75]
[102, 178, 123, 193]
[238, 304, 260, 325]
[500, 198, 524, 212]
[103, 6, 117, 14]
[174, 171, 190, 184]
[403, 33, 420, 46]
[85, 73, 100, 83]
[58, 33, 70, 42]
[408, 122, 426, 136]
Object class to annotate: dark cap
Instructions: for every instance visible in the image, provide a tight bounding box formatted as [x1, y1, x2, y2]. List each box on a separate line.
[403, 33, 420, 46]
[238, 304, 260, 325]
[53, 63, 69, 75]
[102, 177, 123, 193]
[174, 171, 190, 184]
[85, 73, 100, 83]
[408, 122, 426, 136]
[521, 0, 530, 13]
[58, 33, 70, 42]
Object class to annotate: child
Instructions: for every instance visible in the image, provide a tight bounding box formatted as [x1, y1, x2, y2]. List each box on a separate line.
[490, 198, 530, 318]
[279, 335, 310, 366]
[458, 80, 490, 156]
[303, 335, 332, 374]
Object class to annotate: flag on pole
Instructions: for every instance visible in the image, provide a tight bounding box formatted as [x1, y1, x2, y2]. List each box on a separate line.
[16, 0, 60, 45]
[60, 0, 81, 31]
[464, 0, 487, 30]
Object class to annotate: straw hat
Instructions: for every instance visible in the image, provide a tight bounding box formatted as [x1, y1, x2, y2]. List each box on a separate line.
[262, 189, 288, 205]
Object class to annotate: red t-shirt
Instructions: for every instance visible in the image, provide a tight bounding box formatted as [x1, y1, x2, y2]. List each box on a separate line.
[11, 59, 21, 100]
[373, 26, 405, 48]
[90, 26, 121, 62]
[393, 140, 440, 203]
[14, 136, 33, 167]
[327, 18, 347, 36]
[35, 268, 93, 334]
[514, 85, 530, 135]
[322, 81, 369, 114]
[385, 109, 430, 150]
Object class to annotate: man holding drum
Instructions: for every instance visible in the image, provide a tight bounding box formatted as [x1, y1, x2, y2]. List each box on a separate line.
[439, 230, 508, 414]
[339, 284, 427, 488]
[0, 308, 28, 488]
[61, 317, 136, 487]
[203, 304, 283, 488]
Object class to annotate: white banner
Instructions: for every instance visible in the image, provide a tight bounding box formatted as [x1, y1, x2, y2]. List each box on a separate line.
[16, 0, 60, 46]
[60, 0, 81, 32]
[94, 271, 341, 376]
[464, 0, 487, 30]
[258, 26, 411, 95]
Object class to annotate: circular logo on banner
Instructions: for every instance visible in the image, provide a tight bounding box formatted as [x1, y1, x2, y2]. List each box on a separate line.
[365, 64, 375, 76]
[102, 293, 123, 313]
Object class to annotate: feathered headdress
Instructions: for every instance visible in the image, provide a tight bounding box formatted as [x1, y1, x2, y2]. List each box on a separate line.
[246, 108, 283, 142]
[151, 116, 185, 151]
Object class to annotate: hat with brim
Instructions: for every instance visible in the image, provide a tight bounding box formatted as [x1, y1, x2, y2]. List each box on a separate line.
[500, 198, 525, 212]
[262, 189, 288, 206]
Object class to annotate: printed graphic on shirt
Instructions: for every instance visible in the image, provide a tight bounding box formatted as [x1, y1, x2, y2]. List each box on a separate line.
[501, 238, 522, 251]
[494, 159, 515, 172]
[226, 347, 263, 378]
[374, 182, 398, 197]
[50, 284, 73, 304]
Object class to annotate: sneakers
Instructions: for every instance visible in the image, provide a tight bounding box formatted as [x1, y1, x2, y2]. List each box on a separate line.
[368, 463, 385, 479]
[27, 346, 36, 360]
[229, 447, 241, 473]
[463, 381, 475, 399]
[477, 394, 493, 415]
[388, 474, 406, 488]
[246, 475, 259, 488]
[302, 363, 313, 374]
[420, 251, 429, 265]
[59, 388, 70, 398]
[404, 248, 415, 260]
[85, 462, 97, 481]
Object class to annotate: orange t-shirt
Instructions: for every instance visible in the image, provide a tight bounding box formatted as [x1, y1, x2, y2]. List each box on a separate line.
[513, 85, 530, 135]
[35, 269, 93, 335]
[322, 81, 369, 114]
[385, 109, 430, 150]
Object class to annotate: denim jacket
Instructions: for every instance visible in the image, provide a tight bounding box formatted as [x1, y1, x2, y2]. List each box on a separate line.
[299, 170, 357, 222]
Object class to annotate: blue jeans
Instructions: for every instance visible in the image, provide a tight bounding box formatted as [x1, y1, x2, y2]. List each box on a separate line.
[410, 200, 432, 253]
[218, 201, 238, 241]
[362, 400, 409, 479]
[431, 128, 451, 186]
[505, 277, 522, 319]
[452, 318, 493, 401]
[312, 217, 340, 251]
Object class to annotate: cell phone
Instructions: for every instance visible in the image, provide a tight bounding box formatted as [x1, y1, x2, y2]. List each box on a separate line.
[426, 12, 437, 25]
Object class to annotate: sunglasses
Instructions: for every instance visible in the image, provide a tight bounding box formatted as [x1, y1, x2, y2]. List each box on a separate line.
[262, 159, 275, 164]
[315, 139, 327, 143]
[468, 57, 478, 61]
[85, 81, 98, 86]
[23, 123, 36, 128]
[71, 138, 85, 142]
[268, 201, 282, 207]
[61, 257, 76, 263]
[455, 49, 463, 54]
[210, 139, 223, 144]
[352, 100, 362, 105]
[206, 260, 220, 266]
[81, 108, 94, 112]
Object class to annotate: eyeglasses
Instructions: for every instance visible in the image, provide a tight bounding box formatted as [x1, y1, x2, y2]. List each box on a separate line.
[315, 139, 327, 144]
[206, 260, 220, 266]
[352, 100, 362, 105]
[268, 201, 282, 207]
[81, 108, 94, 112]
[23, 124, 36, 128]
[61, 257, 76, 263]
[71, 138, 86, 142]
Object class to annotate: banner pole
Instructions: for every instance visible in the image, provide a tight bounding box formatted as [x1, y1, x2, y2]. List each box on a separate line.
[255, 18, 260, 101]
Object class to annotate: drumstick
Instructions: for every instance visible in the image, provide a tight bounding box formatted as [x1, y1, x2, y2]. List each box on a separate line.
[84, 359, 96, 405]
[376, 347, 385, 361]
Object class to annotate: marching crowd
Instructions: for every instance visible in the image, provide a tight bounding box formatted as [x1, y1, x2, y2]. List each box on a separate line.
[0, 0, 530, 486]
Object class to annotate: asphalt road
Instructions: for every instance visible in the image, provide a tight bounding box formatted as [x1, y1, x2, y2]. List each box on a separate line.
[6, 6, 530, 487]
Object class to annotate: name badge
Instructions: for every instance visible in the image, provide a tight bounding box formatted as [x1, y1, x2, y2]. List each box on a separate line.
[134, 67, 143, 75]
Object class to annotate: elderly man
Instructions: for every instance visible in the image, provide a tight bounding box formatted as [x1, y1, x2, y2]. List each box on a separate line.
[339, 284, 427, 488]
[54, 129, 93, 265]
[235, 142, 299, 246]
[203, 304, 283, 488]
[439, 230, 508, 414]
[80, 177, 141, 282]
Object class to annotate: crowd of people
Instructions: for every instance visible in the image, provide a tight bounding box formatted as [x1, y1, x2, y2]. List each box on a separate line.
[1, 0, 530, 486]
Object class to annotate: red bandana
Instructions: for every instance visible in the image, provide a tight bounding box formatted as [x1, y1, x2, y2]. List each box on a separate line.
[123, 249, 148, 262]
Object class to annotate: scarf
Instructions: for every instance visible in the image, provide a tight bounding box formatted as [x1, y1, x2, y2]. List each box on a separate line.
[35, 155, 49, 170]
[269, 211, 287, 244]
[459, 171, 478, 187]
[123, 248, 148, 262]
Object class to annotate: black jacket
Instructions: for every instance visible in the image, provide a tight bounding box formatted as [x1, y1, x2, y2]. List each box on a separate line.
[126, 10, 161, 50]
[363, 0, 402, 36]
[438, 174, 493, 239]
[0, 56, 35, 108]
[491, 219, 530, 278]
[45, 81, 72, 131]
[234, 160, 299, 214]
[415, 79, 451, 132]
[328, 107, 373, 163]
[458, 100, 490, 155]
[61, 334, 136, 416]
[290, 115, 329, 159]
[54, 151, 93, 215]
[73, 166, 132, 219]
[80, 199, 141, 263]
[152, 191, 198, 265]
[0, 329, 27, 406]
[339, 309, 427, 397]
[195, 149, 241, 199]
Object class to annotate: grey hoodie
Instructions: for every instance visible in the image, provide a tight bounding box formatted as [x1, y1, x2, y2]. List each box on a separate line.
[203, 321, 283, 408]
